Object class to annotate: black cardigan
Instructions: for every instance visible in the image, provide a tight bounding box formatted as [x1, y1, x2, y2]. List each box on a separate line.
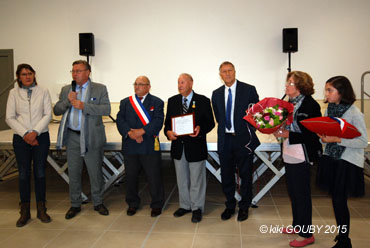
[288, 95, 322, 162]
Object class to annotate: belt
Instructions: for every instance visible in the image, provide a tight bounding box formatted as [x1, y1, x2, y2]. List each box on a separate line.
[68, 128, 80, 134]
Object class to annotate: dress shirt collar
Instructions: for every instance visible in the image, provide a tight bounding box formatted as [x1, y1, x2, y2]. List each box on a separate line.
[76, 79, 89, 91]
[182, 90, 194, 106]
[137, 93, 148, 102]
[225, 80, 237, 91]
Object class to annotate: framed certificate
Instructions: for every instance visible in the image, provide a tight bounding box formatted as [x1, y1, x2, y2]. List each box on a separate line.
[171, 113, 195, 136]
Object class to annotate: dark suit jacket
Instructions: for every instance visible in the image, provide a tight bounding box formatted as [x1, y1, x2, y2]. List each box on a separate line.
[288, 95, 322, 162]
[116, 93, 164, 155]
[164, 92, 215, 162]
[211, 80, 260, 153]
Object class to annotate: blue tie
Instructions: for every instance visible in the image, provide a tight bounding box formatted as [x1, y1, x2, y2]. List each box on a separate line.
[72, 86, 82, 128]
[226, 88, 232, 130]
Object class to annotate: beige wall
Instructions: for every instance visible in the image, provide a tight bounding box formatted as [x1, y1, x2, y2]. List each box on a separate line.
[2, 0, 370, 104]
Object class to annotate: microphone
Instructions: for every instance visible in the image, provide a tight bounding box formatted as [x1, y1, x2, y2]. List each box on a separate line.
[71, 80, 76, 92]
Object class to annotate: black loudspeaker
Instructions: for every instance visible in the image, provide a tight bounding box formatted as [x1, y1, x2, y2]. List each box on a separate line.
[283, 28, 298, 53]
[79, 33, 95, 56]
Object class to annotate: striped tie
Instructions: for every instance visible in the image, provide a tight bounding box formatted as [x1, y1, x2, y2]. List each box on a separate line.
[182, 98, 188, 114]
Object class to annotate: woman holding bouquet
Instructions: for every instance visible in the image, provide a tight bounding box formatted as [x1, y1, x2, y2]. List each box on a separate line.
[317, 76, 367, 248]
[274, 71, 322, 247]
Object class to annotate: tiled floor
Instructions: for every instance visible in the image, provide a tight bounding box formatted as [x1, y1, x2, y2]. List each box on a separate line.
[0, 157, 369, 248]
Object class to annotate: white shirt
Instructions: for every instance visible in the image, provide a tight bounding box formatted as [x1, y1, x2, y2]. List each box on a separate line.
[224, 80, 237, 133]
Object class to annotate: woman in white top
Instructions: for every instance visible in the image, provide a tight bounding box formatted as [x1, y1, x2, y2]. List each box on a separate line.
[6, 64, 52, 227]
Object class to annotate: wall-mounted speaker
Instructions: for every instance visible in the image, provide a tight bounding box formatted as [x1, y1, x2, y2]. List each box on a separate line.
[79, 33, 95, 56]
[283, 28, 298, 53]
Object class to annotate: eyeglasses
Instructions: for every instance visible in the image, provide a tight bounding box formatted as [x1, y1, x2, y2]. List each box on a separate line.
[70, 69, 88, 74]
[285, 82, 295, 86]
[133, 83, 149, 87]
[20, 72, 33, 77]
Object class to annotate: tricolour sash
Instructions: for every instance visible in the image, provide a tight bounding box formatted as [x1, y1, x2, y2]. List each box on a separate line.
[129, 95, 160, 151]
[129, 95, 151, 126]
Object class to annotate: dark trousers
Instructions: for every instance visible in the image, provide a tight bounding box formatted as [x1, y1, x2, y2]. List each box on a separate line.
[124, 154, 164, 209]
[13, 132, 50, 203]
[219, 134, 253, 210]
[331, 160, 351, 238]
[333, 194, 350, 238]
[285, 162, 312, 238]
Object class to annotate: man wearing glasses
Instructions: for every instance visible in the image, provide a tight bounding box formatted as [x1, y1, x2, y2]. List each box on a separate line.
[54, 60, 111, 219]
[116, 76, 165, 217]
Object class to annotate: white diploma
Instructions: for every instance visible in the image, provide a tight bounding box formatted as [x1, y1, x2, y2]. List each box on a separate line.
[171, 113, 195, 136]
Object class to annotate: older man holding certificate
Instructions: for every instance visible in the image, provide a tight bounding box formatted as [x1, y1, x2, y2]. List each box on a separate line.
[164, 73, 215, 223]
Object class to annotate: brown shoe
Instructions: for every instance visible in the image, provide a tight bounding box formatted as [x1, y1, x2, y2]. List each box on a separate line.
[37, 202, 51, 223]
[16, 202, 31, 227]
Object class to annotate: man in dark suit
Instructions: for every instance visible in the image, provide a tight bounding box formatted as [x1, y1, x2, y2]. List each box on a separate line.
[54, 60, 110, 219]
[211, 61, 260, 222]
[116, 76, 164, 217]
[164, 73, 215, 223]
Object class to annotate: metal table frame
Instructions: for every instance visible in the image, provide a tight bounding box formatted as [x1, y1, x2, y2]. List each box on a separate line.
[0, 124, 283, 205]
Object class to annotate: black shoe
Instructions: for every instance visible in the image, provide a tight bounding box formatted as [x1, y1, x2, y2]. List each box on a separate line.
[173, 208, 192, 217]
[191, 209, 202, 223]
[221, 208, 235, 220]
[127, 207, 138, 216]
[94, 204, 109, 216]
[333, 235, 352, 248]
[65, 207, 81, 219]
[237, 209, 248, 222]
[151, 208, 162, 217]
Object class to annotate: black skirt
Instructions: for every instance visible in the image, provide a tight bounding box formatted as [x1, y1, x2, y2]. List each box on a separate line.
[316, 155, 365, 197]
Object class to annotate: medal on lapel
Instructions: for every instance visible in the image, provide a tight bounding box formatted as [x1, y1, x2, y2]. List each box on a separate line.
[192, 101, 196, 109]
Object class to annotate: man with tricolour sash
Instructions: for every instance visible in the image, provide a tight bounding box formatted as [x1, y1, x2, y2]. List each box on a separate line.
[116, 75, 164, 217]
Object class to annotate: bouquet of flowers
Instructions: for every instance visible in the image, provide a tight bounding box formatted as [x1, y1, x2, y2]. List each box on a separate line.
[244, 97, 294, 134]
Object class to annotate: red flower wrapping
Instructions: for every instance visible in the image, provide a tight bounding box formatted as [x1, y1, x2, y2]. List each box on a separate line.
[243, 97, 294, 134]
